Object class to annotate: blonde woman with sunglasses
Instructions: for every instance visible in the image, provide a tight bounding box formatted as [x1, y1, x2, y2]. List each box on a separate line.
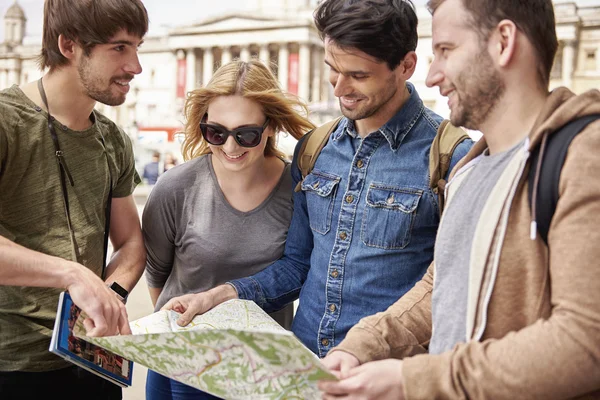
[141, 59, 314, 400]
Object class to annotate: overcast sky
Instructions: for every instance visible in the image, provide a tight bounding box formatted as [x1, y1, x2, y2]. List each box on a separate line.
[1, 0, 424, 42]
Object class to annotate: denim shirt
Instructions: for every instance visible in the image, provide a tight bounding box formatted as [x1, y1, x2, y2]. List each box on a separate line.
[231, 83, 473, 357]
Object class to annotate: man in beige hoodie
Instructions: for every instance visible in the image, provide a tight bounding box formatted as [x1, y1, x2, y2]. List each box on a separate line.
[318, 0, 600, 399]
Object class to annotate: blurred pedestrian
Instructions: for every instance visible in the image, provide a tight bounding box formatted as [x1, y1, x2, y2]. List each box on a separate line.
[163, 152, 177, 172]
[143, 151, 161, 185]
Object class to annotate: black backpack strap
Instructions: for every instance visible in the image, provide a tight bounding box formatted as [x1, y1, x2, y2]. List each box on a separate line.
[528, 114, 600, 244]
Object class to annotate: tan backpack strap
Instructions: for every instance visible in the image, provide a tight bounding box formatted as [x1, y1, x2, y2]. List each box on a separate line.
[429, 119, 470, 213]
[294, 116, 343, 192]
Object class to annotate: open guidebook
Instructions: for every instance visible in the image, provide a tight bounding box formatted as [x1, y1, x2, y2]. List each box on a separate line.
[49, 291, 133, 387]
[71, 298, 336, 399]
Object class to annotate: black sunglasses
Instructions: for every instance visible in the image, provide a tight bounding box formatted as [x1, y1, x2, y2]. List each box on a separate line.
[200, 115, 270, 148]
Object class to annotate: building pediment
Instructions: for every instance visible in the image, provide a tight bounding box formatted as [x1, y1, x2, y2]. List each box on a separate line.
[170, 13, 311, 36]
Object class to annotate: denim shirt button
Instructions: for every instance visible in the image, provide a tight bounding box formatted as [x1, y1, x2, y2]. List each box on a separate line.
[356, 159, 364, 168]
[339, 232, 347, 240]
[330, 269, 339, 278]
[313, 181, 320, 189]
[329, 304, 336, 312]
[345, 195, 354, 203]
[386, 195, 395, 204]
[321, 338, 329, 346]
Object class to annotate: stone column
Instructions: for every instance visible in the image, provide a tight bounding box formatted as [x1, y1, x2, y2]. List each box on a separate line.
[202, 47, 214, 87]
[298, 43, 311, 102]
[562, 40, 575, 89]
[311, 46, 322, 103]
[0, 69, 7, 90]
[278, 43, 289, 91]
[222, 46, 232, 65]
[259, 44, 270, 66]
[186, 48, 197, 92]
[240, 46, 250, 62]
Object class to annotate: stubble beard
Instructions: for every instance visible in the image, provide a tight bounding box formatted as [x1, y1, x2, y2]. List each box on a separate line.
[78, 55, 128, 107]
[338, 74, 398, 122]
[451, 47, 505, 130]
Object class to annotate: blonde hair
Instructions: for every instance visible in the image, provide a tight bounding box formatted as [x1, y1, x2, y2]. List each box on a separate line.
[181, 59, 315, 161]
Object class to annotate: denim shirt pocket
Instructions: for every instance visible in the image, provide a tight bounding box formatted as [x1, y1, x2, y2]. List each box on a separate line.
[361, 184, 423, 249]
[301, 171, 341, 235]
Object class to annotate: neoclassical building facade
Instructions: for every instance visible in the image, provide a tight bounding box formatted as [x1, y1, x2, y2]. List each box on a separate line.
[1, 0, 599, 155]
[410, 2, 600, 118]
[0, 1, 38, 90]
[130, 0, 332, 133]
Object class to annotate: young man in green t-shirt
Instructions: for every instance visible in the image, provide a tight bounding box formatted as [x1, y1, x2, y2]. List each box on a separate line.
[0, 0, 148, 398]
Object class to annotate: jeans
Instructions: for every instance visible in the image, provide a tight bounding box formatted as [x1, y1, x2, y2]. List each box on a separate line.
[146, 369, 222, 400]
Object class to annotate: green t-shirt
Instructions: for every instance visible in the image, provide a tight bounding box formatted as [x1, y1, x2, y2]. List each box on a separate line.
[0, 85, 141, 372]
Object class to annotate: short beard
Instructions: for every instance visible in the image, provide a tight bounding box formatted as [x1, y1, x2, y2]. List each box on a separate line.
[78, 55, 130, 106]
[339, 73, 398, 121]
[451, 47, 505, 130]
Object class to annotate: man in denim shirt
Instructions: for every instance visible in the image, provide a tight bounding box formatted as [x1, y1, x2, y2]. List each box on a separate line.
[163, 0, 473, 357]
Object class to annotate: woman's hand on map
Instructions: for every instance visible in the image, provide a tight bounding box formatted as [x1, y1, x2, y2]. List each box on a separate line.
[161, 284, 239, 326]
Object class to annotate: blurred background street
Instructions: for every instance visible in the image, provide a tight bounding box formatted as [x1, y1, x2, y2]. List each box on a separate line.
[120, 187, 157, 400]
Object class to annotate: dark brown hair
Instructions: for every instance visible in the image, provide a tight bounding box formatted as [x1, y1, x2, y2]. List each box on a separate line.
[428, 0, 558, 89]
[181, 60, 315, 161]
[39, 0, 149, 70]
[314, 0, 418, 70]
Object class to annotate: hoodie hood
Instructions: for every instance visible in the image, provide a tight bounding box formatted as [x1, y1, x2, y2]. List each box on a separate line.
[449, 87, 600, 178]
[528, 87, 600, 150]
[448, 87, 600, 243]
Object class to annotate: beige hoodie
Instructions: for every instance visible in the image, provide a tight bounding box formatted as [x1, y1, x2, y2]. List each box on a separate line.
[332, 87, 600, 400]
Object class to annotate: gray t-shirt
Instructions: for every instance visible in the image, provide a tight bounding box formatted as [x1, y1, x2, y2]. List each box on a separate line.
[430, 141, 522, 354]
[142, 154, 294, 328]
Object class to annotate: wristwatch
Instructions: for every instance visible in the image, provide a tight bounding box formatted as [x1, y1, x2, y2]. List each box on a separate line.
[109, 282, 129, 303]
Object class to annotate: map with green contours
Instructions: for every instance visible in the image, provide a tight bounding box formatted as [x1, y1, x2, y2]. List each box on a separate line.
[75, 299, 335, 399]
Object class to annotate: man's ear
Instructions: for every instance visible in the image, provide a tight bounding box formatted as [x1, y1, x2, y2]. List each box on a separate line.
[394, 51, 417, 82]
[397, 51, 417, 81]
[493, 19, 519, 68]
[57, 34, 77, 61]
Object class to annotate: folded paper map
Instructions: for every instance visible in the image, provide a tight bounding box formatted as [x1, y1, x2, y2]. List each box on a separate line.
[74, 299, 335, 399]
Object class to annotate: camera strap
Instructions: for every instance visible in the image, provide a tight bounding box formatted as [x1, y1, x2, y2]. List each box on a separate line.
[37, 78, 113, 278]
